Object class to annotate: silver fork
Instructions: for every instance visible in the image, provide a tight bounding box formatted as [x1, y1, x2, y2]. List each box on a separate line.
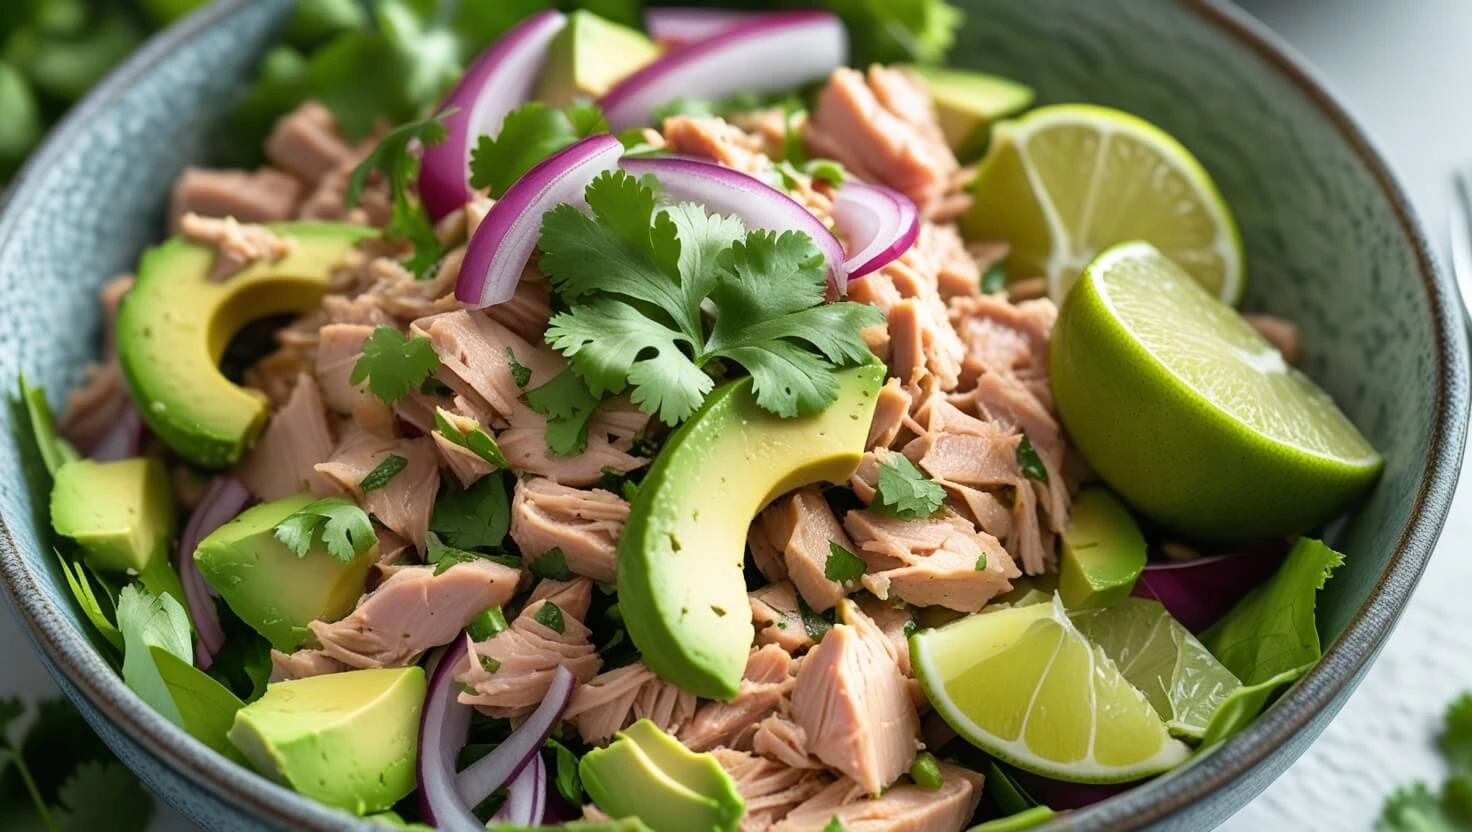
[1448, 172, 1472, 323]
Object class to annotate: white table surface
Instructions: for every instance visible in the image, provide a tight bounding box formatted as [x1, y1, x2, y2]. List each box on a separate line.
[2, 2, 1467, 830]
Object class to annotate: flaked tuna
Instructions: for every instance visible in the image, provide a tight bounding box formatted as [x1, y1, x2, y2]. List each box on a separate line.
[844, 508, 1018, 612]
[711, 748, 828, 832]
[178, 213, 294, 281]
[752, 486, 853, 611]
[314, 425, 440, 552]
[170, 167, 301, 230]
[510, 478, 627, 584]
[770, 762, 983, 832]
[681, 645, 794, 752]
[749, 582, 814, 654]
[751, 715, 823, 771]
[269, 648, 348, 682]
[236, 373, 335, 501]
[420, 310, 562, 424]
[563, 660, 697, 746]
[662, 116, 774, 175]
[460, 579, 602, 719]
[498, 400, 650, 486]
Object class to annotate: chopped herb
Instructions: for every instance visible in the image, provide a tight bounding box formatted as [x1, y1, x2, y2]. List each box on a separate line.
[1016, 435, 1049, 482]
[910, 751, 943, 790]
[824, 541, 867, 585]
[798, 596, 833, 643]
[359, 454, 408, 493]
[804, 158, 847, 188]
[346, 110, 454, 278]
[903, 619, 918, 638]
[429, 476, 511, 551]
[469, 101, 609, 197]
[478, 655, 501, 673]
[873, 454, 946, 520]
[529, 547, 574, 581]
[525, 369, 604, 457]
[467, 606, 509, 642]
[506, 347, 532, 387]
[1380, 693, 1472, 831]
[435, 408, 509, 468]
[534, 601, 565, 635]
[540, 170, 883, 425]
[426, 532, 520, 576]
[350, 326, 441, 404]
[545, 737, 585, 804]
[822, 817, 846, 832]
[975, 553, 989, 572]
[980, 262, 1009, 293]
[273, 497, 376, 562]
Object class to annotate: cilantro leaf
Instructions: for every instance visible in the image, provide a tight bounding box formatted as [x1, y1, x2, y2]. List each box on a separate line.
[1378, 782, 1470, 832]
[525, 369, 604, 457]
[429, 476, 510, 550]
[824, 541, 866, 585]
[529, 547, 574, 581]
[52, 761, 153, 832]
[426, 532, 520, 576]
[469, 102, 607, 197]
[798, 596, 833, 643]
[1016, 434, 1049, 482]
[534, 601, 566, 635]
[565, 100, 610, 136]
[346, 111, 452, 278]
[351, 326, 441, 404]
[1443, 694, 1472, 779]
[506, 348, 532, 387]
[436, 408, 509, 468]
[272, 497, 377, 562]
[1201, 537, 1343, 686]
[976, 553, 989, 572]
[544, 737, 585, 805]
[826, 0, 963, 65]
[359, 454, 408, 493]
[872, 454, 946, 520]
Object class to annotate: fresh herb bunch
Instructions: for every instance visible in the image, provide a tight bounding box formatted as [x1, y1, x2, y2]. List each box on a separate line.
[1380, 693, 1472, 831]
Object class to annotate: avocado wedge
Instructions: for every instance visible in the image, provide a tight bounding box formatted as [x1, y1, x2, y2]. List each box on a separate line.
[618, 363, 885, 700]
[116, 222, 374, 467]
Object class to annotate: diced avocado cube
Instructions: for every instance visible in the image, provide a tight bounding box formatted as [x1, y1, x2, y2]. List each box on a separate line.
[536, 10, 661, 105]
[1058, 487, 1148, 609]
[908, 65, 1035, 160]
[580, 720, 744, 832]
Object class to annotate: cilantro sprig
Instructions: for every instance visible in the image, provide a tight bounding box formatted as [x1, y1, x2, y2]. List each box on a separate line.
[872, 454, 946, 520]
[346, 110, 454, 278]
[273, 497, 377, 562]
[351, 326, 441, 404]
[469, 101, 609, 197]
[1379, 694, 1472, 831]
[540, 170, 883, 425]
[824, 541, 866, 586]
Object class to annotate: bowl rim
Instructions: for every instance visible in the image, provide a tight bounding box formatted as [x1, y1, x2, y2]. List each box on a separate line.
[0, 1, 1465, 830]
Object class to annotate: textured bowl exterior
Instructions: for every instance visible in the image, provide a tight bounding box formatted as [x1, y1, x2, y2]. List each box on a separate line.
[0, 1, 1463, 830]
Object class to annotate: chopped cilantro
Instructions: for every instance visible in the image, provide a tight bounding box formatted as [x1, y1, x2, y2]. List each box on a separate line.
[1016, 435, 1049, 482]
[426, 532, 519, 576]
[273, 497, 376, 562]
[346, 110, 453, 278]
[975, 553, 989, 572]
[873, 454, 946, 520]
[828, 0, 963, 65]
[506, 347, 532, 387]
[822, 816, 846, 832]
[351, 326, 441, 404]
[804, 158, 847, 188]
[525, 369, 604, 457]
[902, 618, 918, 638]
[534, 601, 566, 635]
[1443, 694, 1472, 777]
[469, 101, 608, 197]
[541, 171, 883, 425]
[1380, 694, 1472, 831]
[530, 547, 575, 581]
[467, 606, 509, 642]
[910, 751, 943, 790]
[980, 262, 1008, 293]
[435, 408, 509, 468]
[429, 476, 511, 551]
[478, 655, 501, 673]
[824, 541, 866, 585]
[359, 454, 408, 493]
[798, 596, 833, 643]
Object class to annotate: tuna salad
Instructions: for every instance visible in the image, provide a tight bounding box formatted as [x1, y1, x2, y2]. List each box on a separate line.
[22, 3, 1384, 831]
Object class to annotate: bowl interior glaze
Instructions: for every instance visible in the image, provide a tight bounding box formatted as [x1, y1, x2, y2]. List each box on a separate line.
[0, 1, 1463, 830]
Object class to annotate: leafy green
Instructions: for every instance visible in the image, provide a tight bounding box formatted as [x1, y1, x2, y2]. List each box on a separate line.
[1202, 538, 1343, 686]
[798, 596, 833, 643]
[469, 101, 607, 197]
[544, 737, 584, 804]
[1443, 694, 1472, 778]
[534, 601, 566, 634]
[436, 408, 509, 468]
[975, 553, 989, 572]
[541, 171, 882, 424]
[351, 326, 442, 404]
[426, 532, 520, 576]
[272, 497, 377, 562]
[56, 553, 122, 655]
[346, 112, 454, 278]
[872, 454, 946, 520]
[1015, 435, 1048, 482]
[1378, 693, 1472, 831]
[149, 647, 245, 757]
[824, 541, 866, 586]
[525, 369, 605, 457]
[530, 547, 575, 581]
[17, 375, 78, 477]
[822, 817, 846, 832]
[429, 476, 511, 550]
[360, 454, 409, 493]
[506, 348, 533, 387]
[824, 0, 963, 65]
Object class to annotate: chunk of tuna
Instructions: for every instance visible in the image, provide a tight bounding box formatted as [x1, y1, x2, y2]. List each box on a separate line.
[770, 762, 983, 832]
[1245, 313, 1301, 366]
[680, 645, 794, 752]
[497, 401, 651, 486]
[867, 378, 911, 451]
[170, 167, 301, 229]
[662, 116, 772, 175]
[751, 715, 823, 771]
[749, 581, 813, 654]
[711, 748, 828, 832]
[265, 101, 358, 186]
[314, 426, 440, 552]
[460, 586, 602, 719]
[310, 558, 520, 668]
[314, 323, 376, 415]
[236, 373, 335, 500]
[843, 509, 1019, 612]
[753, 486, 852, 612]
[510, 478, 627, 584]
[60, 361, 131, 455]
[927, 223, 982, 299]
[269, 648, 349, 682]
[178, 213, 294, 281]
[563, 661, 697, 746]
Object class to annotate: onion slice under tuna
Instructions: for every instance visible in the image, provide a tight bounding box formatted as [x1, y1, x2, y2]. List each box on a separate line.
[177, 476, 250, 668]
[600, 11, 847, 131]
[489, 755, 547, 826]
[89, 406, 142, 462]
[643, 7, 759, 47]
[418, 10, 568, 220]
[456, 664, 576, 805]
[456, 134, 624, 308]
[618, 155, 848, 286]
[832, 182, 920, 278]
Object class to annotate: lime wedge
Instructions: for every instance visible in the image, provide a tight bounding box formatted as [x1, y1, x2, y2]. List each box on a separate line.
[911, 596, 1190, 783]
[962, 104, 1243, 303]
[1071, 598, 1241, 741]
[1051, 242, 1382, 541]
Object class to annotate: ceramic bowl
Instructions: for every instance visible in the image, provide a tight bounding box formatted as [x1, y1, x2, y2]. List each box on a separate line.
[0, 0, 1464, 829]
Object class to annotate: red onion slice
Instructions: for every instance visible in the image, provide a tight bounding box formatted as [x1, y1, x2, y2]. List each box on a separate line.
[89, 406, 142, 462]
[619, 155, 847, 286]
[417, 639, 479, 831]
[418, 10, 568, 220]
[489, 754, 547, 826]
[601, 11, 847, 131]
[1133, 541, 1290, 633]
[177, 477, 251, 668]
[456, 134, 624, 307]
[455, 664, 576, 804]
[832, 182, 920, 277]
[644, 8, 759, 47]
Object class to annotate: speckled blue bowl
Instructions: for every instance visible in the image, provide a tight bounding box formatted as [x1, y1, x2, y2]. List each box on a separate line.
[0, 1, 1464, 829]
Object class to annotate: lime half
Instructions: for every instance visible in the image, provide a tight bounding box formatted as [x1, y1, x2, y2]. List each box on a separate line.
[1051, 242, 1382, 541]
[1072, 598, 1241, 741]
[911, 596, 1190, 783]
[963, 104, 1243, 303]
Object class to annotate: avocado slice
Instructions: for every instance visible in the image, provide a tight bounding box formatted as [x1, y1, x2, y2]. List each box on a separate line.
[50, 457, 186, 608]
[619, 363, 884, 700]
[116, 222, 374, 467]
[1058, 487, 1148, 610]
[536, 10, 661, 105]
[228, 667, 424, 816]
[580, 720, 744, 832]
[907, 65, 1035, 160]
[194, 493, 374, 652]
